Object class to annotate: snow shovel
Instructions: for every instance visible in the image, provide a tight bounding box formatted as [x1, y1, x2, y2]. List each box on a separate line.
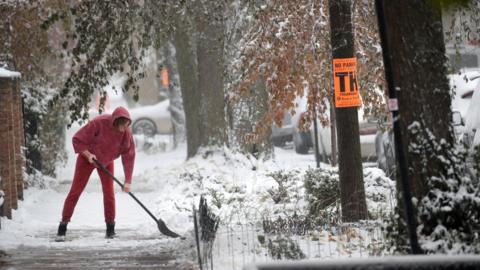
[93, 159, 181, 238]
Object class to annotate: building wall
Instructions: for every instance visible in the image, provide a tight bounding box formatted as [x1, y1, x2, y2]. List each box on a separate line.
[0, 76, 25, 219]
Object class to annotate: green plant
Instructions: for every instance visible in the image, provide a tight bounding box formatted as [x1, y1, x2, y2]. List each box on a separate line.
[303, 167, 340, 225]
[266, 170, 300, 204]
[267, 235, 306, 260]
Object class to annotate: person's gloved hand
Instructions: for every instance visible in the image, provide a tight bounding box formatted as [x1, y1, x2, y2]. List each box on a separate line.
[122, 183, 131, 193]
[82, 150, 97, 165]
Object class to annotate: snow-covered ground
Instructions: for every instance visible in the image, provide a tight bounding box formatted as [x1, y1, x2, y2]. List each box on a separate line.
[0, 119, 394, 269]
[0, 125, 193, 252]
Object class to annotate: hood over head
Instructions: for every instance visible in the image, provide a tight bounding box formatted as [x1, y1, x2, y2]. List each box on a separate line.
[111, 106, 131, 125]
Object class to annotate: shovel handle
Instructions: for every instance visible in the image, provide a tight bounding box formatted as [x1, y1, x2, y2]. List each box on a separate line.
[93, 159, 159, 224]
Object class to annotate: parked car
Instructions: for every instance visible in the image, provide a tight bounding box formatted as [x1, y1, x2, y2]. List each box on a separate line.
[375, 69, 480, 175]
[270, 94, 378, 160]
[129, 99, 173, 137]
[308, 111, 378, 160]
[90, 91, 172, 137]
[462, 75, 480, 149]
[271, 111, 295, 147]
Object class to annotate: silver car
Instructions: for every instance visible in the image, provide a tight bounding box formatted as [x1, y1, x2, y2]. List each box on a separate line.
[129, 99, 173, 137]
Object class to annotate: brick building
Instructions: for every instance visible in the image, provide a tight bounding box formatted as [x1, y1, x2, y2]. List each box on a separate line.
[0, 67, 25, 219]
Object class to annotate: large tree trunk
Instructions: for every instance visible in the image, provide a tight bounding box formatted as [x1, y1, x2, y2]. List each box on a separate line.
[194, 1, 228, 151]
[381, 1, 453, 199]
[174, 2, 229, 158]
[329, 0, 368, 222]
[173, 18, 201, 158]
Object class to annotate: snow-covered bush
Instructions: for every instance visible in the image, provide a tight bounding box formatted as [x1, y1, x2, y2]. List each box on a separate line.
[23, 85, 67, 181]
[304, 167, 340, 225]
[472, 146, 480, 179]
[303, 167, 395, 225]
[262, 213, 313, 236]
[266, 235, 306, 260]
[23, 169, 59, 189]
[265, 170, 301, 204]
[363, 168, 396, 219]
[385, 122, 480, 254]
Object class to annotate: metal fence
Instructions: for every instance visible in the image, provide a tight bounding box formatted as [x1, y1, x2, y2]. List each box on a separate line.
[193, 197, 387, 270]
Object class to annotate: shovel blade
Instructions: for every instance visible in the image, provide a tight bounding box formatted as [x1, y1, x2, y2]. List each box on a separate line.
[157, 219, 181, 238]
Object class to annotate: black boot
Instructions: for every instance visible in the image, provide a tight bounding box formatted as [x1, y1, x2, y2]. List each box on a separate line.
[106, 222, 115, 239]
[55, 222, 67, 242]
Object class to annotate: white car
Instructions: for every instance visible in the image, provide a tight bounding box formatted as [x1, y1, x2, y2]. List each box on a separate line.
[271, 111, 295, 147]
[463, 74, 480, 149]
[89, 92, 172, 137]
[129, 99, 173, 137]
[375, 68, 480, 175]
[307, 110, 378, 161]
[271, 93, 378, 160]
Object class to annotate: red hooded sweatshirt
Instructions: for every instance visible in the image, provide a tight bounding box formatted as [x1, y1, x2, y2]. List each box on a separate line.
[72, 107, 136, 184]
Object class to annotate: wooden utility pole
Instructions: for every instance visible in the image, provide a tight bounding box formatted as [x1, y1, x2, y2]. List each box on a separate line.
[328, 0, 367, 222]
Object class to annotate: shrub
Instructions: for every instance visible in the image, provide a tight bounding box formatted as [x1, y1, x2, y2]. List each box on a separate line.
[265, 170, 301, 204]
[267, 235, 306, 260]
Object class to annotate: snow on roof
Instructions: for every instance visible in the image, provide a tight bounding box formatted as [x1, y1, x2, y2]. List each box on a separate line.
[0, 67, 21, 78]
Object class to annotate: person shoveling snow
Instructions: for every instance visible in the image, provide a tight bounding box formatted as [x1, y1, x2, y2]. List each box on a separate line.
[57, 106, 135, 241]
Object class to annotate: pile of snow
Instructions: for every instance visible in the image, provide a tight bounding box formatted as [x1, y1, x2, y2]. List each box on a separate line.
[0, 67, 21, 78]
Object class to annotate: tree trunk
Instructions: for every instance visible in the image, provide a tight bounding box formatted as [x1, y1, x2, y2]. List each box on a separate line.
[381, 1, 453, 199]
[230, 79, 273, 159]
[173, 17, 201, 158]
[174, 2, 229, 158]
[194, 1, 228, 150]
[163, 42, 186, 148]
[0, 6, 13, 67]
[329, 0, 368, 222]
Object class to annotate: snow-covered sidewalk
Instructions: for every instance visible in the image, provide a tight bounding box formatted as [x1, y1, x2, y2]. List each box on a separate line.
[0, 126, 199, 268]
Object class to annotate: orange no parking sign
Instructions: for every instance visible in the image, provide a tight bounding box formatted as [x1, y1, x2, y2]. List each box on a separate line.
[333, 58, 361, 108]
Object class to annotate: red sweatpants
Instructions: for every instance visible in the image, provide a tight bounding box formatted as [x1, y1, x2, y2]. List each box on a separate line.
[61, 156, 116, 223]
